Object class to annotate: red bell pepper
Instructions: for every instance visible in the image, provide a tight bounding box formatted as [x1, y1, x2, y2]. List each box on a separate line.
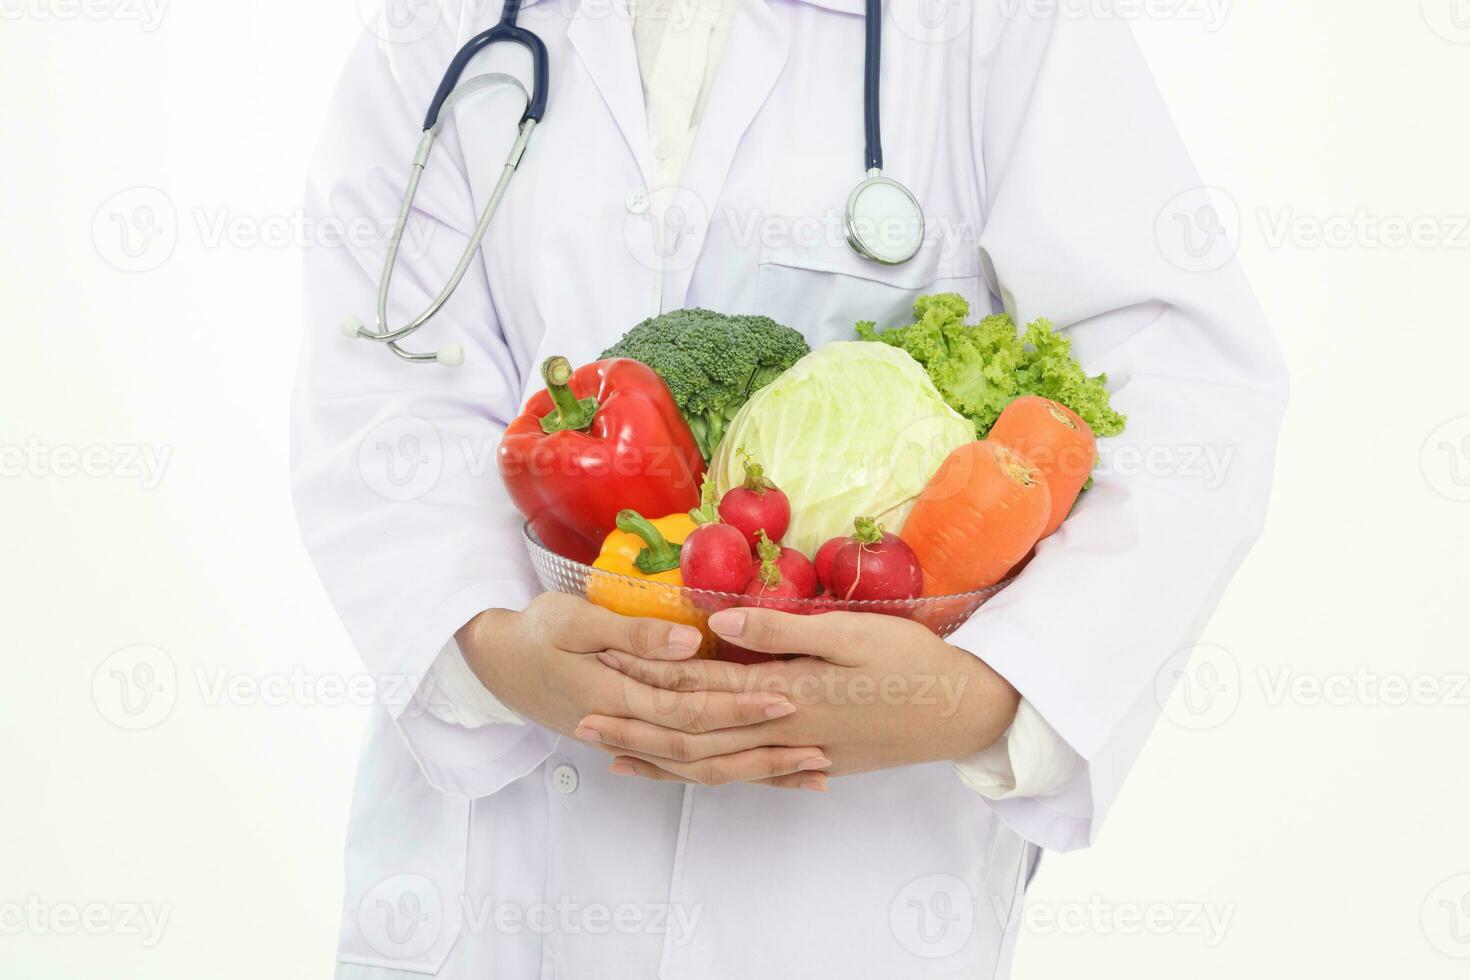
[498, 356, 705, 564]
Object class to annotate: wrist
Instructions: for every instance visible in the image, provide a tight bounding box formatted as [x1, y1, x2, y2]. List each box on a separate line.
[950, 650, 1021, 760]
[456, 607, 521, 690]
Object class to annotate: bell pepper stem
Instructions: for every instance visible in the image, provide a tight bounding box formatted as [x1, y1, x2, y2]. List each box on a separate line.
[539, 356, 599, 434]
[616, 509, 683, 575]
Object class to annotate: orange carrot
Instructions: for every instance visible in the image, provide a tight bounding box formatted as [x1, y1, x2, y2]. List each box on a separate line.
[900, 441, 1050, 595]
[987, 396, 1096, 537]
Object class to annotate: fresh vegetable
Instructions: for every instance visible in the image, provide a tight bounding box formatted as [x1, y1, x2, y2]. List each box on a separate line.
[587, 510, 713, 654]
[828, 517, 924, 601]
[599, 309, 811, 460]
[988, 396, 1096, 537]
[900, 441, 1051, 595]
[741, 540, 813, 614]
[499, 357, 705, 564]
[680, 484, 755, 594]
[717, 450, 791, 552]
[709, 342, 973, 557]
[755, 530, 818, 599]
[813, 536, 844, 593]
[856, 293, 1126, 441]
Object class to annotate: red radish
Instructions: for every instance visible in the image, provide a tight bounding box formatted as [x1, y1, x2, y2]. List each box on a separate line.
[681, 523, 754, 594]
[813, 536, 845, 593]
[718, 450, 791, 552]
[829, 517, 924, 602]
[680, 480, 754, 595]
[740, 538, 813, 614]
[755, 530, 818, 599]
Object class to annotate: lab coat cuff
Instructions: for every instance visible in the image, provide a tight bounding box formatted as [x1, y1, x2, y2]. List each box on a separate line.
[385, 579, 557, 798]
[951, 699, 1085, 800]
[947, 613, 1099, 850]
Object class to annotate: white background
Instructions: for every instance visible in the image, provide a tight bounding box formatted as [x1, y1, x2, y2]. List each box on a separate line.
[2, 0, 1468, 977]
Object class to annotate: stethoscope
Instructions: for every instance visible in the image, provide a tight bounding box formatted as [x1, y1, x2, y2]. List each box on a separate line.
[342, 0, 923, 366]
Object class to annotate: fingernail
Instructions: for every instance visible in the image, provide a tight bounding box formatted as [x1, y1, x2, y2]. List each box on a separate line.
[574, 726, 601, 742]
[800, 778, 828, 792]
[797, 757, 832, 771]
[667, 625, 702, 653]
[594, 651, 621, 670]
[763, 701, 796, 719]
[707, 609, 746, 638]
[609, 762, 635, 776]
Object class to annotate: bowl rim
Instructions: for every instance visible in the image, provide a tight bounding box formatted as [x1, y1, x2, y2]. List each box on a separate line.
[522, 521, 1010, 607]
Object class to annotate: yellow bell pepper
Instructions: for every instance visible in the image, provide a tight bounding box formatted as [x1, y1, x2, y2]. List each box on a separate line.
[586, 509, 713, 656]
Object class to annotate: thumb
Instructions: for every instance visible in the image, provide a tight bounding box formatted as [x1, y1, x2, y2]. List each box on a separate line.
[706, 607, 876, 667]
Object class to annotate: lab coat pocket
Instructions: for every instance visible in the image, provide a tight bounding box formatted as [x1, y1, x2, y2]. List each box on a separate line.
[754, 235, 983, 345]
[336, 713, 471, 975]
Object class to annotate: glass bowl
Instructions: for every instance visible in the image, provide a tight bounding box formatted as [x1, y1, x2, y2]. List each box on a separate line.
[522, 523, 1009, 662]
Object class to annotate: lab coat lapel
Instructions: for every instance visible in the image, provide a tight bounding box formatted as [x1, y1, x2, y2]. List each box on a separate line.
[567, 0, 654, 184]
[662, 0, 788, 307]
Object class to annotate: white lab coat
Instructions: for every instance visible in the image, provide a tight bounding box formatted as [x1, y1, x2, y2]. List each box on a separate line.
[291, 0, 1288, 977]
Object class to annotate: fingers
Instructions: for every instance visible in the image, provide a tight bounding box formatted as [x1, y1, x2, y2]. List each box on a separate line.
[540, 595, 703, 660]
[584, 673, 797, 736]
[609, 757, 828, 791]
[606, 746, 832, 787]
[608, 757, 693, 784]
[576, 710, 784, 761]
[706, 607, 890, 664]
[595, 650, 762, 694]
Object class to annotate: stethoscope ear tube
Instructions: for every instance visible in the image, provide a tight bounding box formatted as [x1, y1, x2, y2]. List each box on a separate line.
[424, 24, 549, 130]
[342, 75, 535, 366]
[344, 0, 548, 366]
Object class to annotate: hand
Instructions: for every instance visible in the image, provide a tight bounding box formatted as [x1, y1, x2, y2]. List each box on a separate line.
[576, 607, 1020, 785]
[456, 593, 833, 790]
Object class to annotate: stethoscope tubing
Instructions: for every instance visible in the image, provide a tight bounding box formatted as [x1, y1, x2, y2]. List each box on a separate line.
[347, 0, 918, 365]
[863, 0, 883, 172]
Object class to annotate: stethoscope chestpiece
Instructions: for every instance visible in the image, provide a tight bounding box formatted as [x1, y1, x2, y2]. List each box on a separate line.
[845, 170, 925, 266]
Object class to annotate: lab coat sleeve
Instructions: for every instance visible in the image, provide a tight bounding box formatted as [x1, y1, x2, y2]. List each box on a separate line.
[290, 12, 556, 798]
[947, 6, 1289, 850]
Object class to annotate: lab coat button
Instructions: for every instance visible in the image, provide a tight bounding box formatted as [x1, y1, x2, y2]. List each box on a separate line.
[625, 188, 650, 214]
[552, 763, 579, 795]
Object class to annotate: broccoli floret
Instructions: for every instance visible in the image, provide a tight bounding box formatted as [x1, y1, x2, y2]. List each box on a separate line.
[601, 309, 810, 460]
